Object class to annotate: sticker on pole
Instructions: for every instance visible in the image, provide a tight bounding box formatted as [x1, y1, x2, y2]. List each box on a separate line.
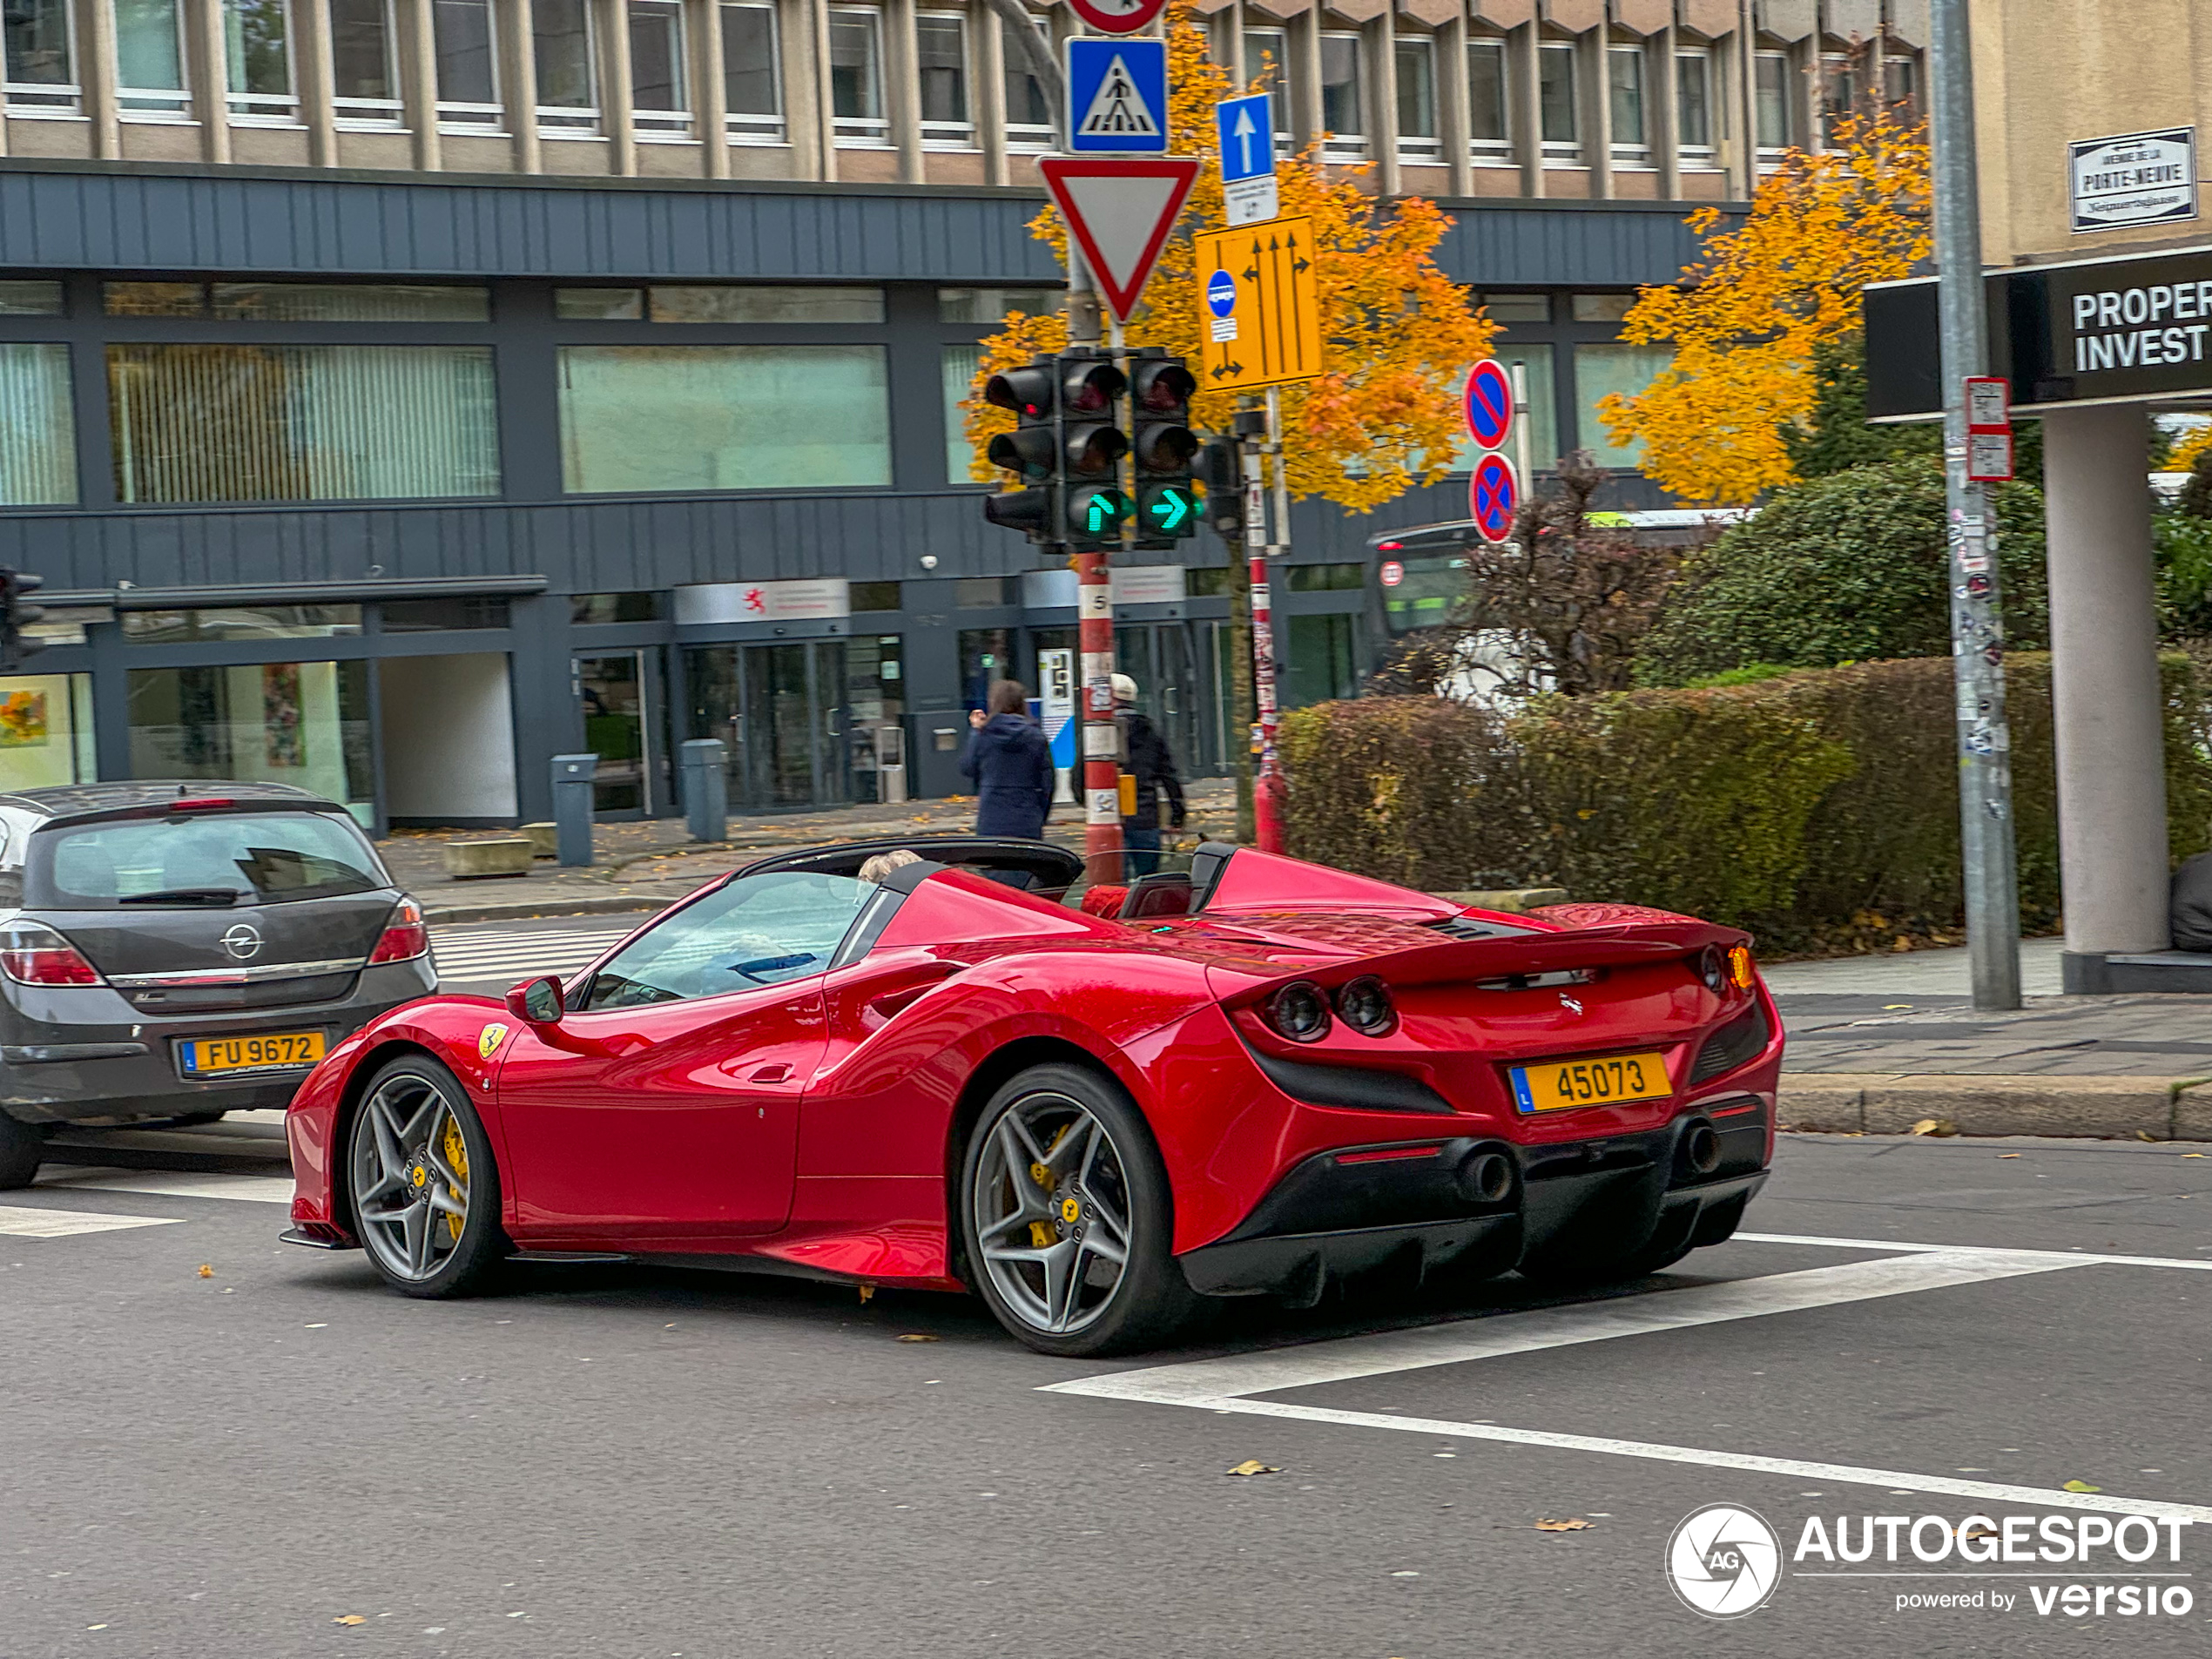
[1464, 359, 1514, 451]
[1066, 0, 1165, 36]
[1067, 37, 1166, 154]
[1039, 156, 1201, 321]
[1469, 453, 1518, 543]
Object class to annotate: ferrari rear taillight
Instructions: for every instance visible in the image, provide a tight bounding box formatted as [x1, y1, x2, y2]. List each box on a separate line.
[1727, 945, 1756, 989]
[1266, 981, 1332, 1042]
[1333, 975, 1397, 1036]
[368, 897, 429, 965]
[0, 921, 103, 987]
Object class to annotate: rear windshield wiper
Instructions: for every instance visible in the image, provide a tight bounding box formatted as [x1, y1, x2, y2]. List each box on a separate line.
[117, 887, 243, 907]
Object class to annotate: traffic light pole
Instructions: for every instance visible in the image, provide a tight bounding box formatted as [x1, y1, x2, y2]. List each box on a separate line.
[1066, 238, 1122, 882]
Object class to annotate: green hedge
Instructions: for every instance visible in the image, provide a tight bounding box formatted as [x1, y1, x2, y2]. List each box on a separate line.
[1279, 655, 2212, 950]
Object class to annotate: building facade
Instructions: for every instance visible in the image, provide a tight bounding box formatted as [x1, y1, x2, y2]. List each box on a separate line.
[0, 0, 1925, 826]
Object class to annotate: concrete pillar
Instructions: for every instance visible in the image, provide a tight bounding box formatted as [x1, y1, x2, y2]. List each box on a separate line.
[2041, 403, 2173, 981]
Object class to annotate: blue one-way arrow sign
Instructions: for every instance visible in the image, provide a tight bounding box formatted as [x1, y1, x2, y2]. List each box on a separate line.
[1215, 92, 1278, 226]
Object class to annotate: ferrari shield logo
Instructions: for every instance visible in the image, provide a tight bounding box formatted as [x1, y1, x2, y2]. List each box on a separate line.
[478, 1022, 510, 1060]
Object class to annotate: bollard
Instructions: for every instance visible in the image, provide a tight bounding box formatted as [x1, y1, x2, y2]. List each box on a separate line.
[551, 752, 597, 867]
[679, 738, 728, 842]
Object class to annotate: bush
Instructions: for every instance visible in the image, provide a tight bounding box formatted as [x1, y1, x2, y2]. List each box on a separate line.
[1635, 456, 2050, 686]
[1279, 655, 2212, 950]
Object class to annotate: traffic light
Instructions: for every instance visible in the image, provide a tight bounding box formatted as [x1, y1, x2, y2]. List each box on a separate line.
[1127, 351, 1199, 548]
[1057, 351, 1130, 550]
[981, 359, 1060, 543]
[1198, 435, 1244, 540]
[0, 569, 44, 672]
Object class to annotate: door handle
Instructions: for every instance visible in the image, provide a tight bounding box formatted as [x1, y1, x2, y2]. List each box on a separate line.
[745, 1062, 792, 1083]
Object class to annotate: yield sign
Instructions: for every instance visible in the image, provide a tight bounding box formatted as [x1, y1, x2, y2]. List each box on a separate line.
[1039, 156, 1201, 322]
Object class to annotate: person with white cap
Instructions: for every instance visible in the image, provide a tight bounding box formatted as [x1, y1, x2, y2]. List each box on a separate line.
[1112, 672, 1185, 879]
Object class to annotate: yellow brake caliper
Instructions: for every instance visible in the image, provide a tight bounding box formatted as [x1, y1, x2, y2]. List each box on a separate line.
[442, 1117, 469, 1243]
[1027, 1123, 1070, 1249]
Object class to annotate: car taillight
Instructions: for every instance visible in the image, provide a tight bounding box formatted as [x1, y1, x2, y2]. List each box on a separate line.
[1265, 981, 1332, 1042]
[368, 897, 429, 965]
[1728, 945, 1757, 989]
[0, 922, 103, 987]
[1334, 975, 1397, 1036]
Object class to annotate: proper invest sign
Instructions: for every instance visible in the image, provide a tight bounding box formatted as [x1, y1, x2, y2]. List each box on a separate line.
[2069, 128, 2197, 234]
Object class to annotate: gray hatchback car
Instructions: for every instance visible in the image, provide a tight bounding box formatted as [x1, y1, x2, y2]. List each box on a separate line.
[0, 781, 436, 1189]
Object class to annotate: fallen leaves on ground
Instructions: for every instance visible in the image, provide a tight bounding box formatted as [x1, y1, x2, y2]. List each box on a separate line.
[1960, 1522, 2000, 1542]
[1998, 1152, 2022, 1159]
[1910, 1118, 1959, 1137]
[895, 1333, 941, 1343]
[2062, 1480, 2101, 1494]
[1534, 1518, 1594, 1532]
[196, 1264, 213, 1278]
[2185, 1152, 2207, 1158]
[2137, 1130, 2161, 1143]
[334, 1615, 366, 1625]
[857, 1285, 874, 1305]
[1224, 1460, 1280, 1477]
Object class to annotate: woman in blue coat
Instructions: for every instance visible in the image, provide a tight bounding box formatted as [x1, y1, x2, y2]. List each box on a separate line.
[961, 678, 1054, 839]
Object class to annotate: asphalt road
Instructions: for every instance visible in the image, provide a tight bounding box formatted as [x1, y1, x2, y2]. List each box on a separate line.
[6, 1103, 2209, 1659]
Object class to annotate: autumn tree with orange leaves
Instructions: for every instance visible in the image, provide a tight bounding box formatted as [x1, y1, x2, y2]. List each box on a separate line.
[1598, 112, 1932, 506]
[961, 9, 1493, 512]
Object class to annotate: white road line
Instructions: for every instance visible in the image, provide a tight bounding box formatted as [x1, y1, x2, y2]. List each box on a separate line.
[1737, 1230, 2212, 1272]
[0, 1204, 185, 1238]
[1181, 1399, 2212, 1525]
[36, 1169, 295, 1204]
[1047, 1250, 2075, 1406]
[1047, 1236, 2212, 1521]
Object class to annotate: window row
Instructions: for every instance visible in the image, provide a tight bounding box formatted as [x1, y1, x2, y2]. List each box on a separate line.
[0, 329, 1672, 509]
[0, 2, 1919, 159]
[1244, 29, 1916, 165]
[0, 0, 792, 141]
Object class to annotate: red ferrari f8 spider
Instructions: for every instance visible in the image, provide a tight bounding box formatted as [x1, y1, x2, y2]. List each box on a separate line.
[282, 838, 1782, 1355]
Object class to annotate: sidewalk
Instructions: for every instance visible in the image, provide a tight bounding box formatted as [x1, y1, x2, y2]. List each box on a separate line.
[1767, 938, 2212, 1141]
[381, 778, 1244, 923]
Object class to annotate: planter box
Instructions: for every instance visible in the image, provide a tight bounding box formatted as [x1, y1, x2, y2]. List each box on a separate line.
[443, 838, 535, 879]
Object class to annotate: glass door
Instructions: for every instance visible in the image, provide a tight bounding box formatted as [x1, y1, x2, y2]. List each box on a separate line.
[577, 651, 647, 814]
[738, 641, 853, 808]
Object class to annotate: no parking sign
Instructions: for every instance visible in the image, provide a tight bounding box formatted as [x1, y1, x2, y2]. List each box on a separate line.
[1470, 453, 1518, 543]
[1464, 359, 1514, 451]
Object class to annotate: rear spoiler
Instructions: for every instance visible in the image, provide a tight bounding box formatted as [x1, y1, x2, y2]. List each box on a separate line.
[1207, 915, 1749, 1004]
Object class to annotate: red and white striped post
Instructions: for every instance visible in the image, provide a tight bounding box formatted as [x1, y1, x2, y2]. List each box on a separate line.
[1076, 548, 1123, 880]
[1244, 427, 1283, 853]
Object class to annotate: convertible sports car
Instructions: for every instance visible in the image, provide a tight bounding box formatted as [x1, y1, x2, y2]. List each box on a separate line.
[282, 838, 1781, 1356]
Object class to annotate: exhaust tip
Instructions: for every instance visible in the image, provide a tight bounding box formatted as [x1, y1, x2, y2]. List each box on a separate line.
[1684, 1123, 1721, 1176]
[1460, 1150, 1515, 1205]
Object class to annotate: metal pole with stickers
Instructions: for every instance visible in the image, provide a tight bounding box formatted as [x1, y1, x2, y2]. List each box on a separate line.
[1931, 0, 2023, 1010]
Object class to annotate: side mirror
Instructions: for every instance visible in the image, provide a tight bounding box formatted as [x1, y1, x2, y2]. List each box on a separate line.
[506, 974, 565, 1026]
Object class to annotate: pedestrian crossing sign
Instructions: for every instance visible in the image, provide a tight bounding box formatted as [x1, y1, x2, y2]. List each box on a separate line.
[1066, 37, 1168, 155]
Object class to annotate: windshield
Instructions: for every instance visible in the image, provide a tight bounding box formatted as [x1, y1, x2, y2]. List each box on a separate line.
[28, 811, 389, 908]
[582, 871, 873, 1010]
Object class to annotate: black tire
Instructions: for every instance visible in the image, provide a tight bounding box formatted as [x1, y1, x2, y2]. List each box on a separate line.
[167, 1111, 227, 1127]
[960, 1062, 1203, 1358]
[345, 1054, 509, 1299]
[0, 1110, 44, 1190]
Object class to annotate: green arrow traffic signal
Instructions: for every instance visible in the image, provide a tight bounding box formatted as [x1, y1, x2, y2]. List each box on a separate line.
[1136, 482, 1197, 539]
[1066, 484, 1133, 544]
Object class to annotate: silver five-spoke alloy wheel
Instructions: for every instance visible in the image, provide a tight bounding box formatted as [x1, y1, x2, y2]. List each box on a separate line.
[970, 1089, 1134, 1336]
[349, 1069, 473, 1284]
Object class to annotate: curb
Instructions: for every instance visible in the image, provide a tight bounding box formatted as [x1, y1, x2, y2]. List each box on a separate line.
[1779, 1071, 2212, 1141]
[421, 894, 672, 926]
